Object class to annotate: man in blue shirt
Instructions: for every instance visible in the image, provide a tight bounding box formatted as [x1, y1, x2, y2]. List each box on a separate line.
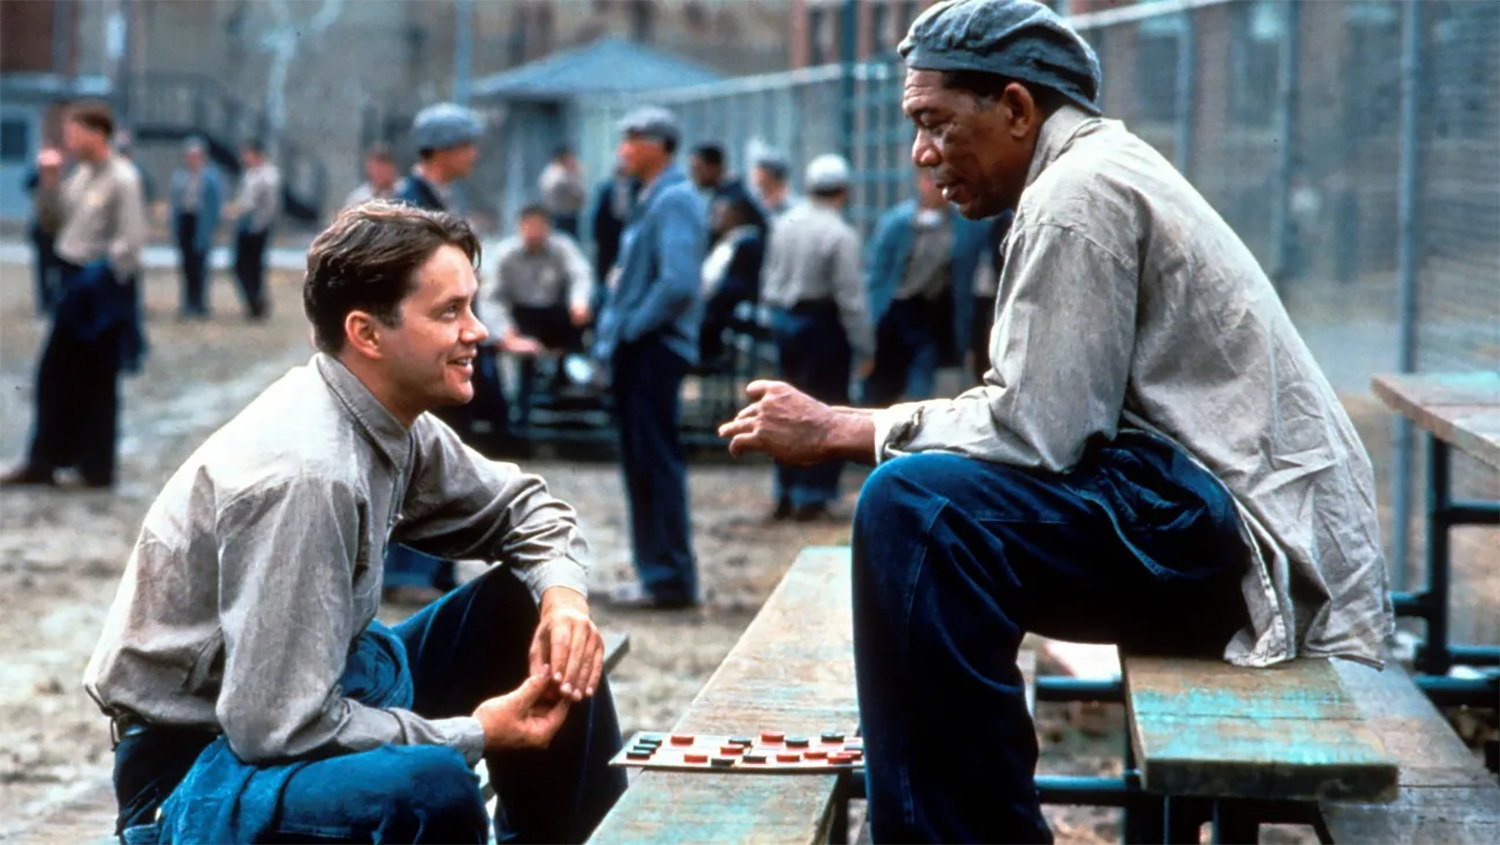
[170, 137, 224, 319]
[594, 107, 708, 610]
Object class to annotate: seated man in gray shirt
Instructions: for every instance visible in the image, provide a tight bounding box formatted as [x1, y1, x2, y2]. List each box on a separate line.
[721, 2, 1391, 842]
[84, 201, 625, 844]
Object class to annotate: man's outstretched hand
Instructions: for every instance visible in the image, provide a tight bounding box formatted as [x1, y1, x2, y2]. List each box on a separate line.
[529, 587, 603, 703]
[718, 380, 878, 466]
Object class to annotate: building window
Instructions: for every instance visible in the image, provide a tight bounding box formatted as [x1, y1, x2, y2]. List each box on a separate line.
[1228, 1, 1284, 127]
[1135, 12, 1185, 123]
[1, 118, 30, 163]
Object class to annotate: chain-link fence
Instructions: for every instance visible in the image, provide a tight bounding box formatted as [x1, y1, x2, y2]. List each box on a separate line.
[570, 0, 1499, 642]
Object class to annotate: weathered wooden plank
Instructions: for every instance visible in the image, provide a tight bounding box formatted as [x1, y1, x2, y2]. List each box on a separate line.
[1372, 372, 1500, 469]
[1320, 661, 1500, 843]
[1124, 655, 1398, 802]
[587, 547, 857, 845]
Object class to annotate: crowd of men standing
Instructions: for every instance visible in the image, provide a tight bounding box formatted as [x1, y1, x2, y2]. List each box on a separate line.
[5, 95, 1010, 615]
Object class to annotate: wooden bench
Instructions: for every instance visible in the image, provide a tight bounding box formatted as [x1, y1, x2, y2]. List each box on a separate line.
[1372, 372, 1500, 690]
[587, 546, 858, 844]
[1318, 659, 1500, 844]
[1124, 653, 1400, 842]
[1126, 651, 1500, 843]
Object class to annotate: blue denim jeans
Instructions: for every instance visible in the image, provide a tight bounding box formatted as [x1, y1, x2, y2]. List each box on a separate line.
[113, 567, 626, 844]
[610, 337, 696, 603]
[861, 297, 943, 406]
[852, 434, 1249, 843]
[771, 304, 851, 509]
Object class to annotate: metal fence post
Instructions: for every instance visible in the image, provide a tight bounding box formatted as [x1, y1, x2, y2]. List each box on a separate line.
[1390, 0, 1426, 591]
[1268, 0, 1301, 297]
[1172, 9, 1196, 177]
[839, 0, 858, 165]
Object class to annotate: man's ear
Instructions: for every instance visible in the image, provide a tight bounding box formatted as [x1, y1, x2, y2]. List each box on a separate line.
[343, 310, 385, 361]
[1000, 82, 1040, 141]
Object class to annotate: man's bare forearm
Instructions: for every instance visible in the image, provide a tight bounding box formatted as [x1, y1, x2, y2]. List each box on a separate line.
[823, 407, 877, 466]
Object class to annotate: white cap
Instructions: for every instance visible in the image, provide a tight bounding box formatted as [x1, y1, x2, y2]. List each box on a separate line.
[804, 153, 852, 192]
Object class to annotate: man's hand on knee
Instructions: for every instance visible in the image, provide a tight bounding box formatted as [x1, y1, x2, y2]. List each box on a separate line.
[529, 587, 603, 702]
[474, 673, 572, 751]
[719, 380, 878, 466]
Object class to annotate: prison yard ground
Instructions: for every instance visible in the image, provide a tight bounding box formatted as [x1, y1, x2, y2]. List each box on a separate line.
[0, 260, 1495, 845]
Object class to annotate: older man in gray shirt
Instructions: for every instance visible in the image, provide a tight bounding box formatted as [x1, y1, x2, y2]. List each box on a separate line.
[85, 202, 624, 844]
[721, 2, 1391, 842]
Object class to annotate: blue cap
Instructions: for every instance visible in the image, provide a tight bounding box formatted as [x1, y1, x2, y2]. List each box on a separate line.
[899, 0, 1102, 116]
[412, 103, 484, 152]
[616, 106, 680, 146]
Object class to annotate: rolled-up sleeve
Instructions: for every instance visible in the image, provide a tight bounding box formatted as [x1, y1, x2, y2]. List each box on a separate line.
[873, 221, 1137, 471]
[215, 478, 485, 765]
[399, 419, 592, 601]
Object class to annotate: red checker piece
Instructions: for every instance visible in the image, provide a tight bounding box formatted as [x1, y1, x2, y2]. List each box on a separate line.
[775, 752, 801, 763]
[803, 749, 828, 760]
[683, 753, 709, 764]
[719, 745, 744, 755]
[670, 734, 695, 746]
[829, 752, 856, 764]
[760, 730, 785, 744]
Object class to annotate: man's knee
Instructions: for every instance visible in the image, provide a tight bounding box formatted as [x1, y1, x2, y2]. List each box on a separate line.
[855, 453, 971, 530]
[381, 746, 485, 828]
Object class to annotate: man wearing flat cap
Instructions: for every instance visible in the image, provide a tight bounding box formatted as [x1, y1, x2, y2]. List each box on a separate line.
[722, 1, 1391, 841]
[593, 106, 708, 610]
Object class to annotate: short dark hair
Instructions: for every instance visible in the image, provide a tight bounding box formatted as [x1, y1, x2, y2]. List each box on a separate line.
[553, 145, 573, 160]
[755, 160, 789, 183]
[518, 202, 550, 221]
[810, 186, 847, 201]
[939, 71, 1068, 117]
[692, 143, 725, 167]
[303, 201, 482, 354]
[242, 138, 267, 156]
[66, 100, 114, 138]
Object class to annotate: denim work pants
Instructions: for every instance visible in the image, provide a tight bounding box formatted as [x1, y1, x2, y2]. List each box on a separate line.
[852, 434, 1249, 843]
[175, 214, 209, 316]
[771, 304, 851, 509]
[233, 228, 270, 318]
[113, 567, 627, 844]
[609, 336, 696, 603]
[862, 296, 944, 407]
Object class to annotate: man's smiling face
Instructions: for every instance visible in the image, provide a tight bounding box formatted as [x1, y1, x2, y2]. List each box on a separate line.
[378, 244, 488, 415]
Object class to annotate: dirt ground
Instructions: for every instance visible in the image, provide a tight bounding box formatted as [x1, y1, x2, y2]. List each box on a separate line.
[0, 259, 1493, 844]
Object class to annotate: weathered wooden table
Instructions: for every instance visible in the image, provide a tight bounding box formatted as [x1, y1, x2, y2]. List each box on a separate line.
[587, 547, 859, 845]
[1372, 372, 1499, 692]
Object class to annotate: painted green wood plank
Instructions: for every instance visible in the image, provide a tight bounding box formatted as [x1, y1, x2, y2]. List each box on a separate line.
[587, 547, 857, 845]
[1320, 661, 1500, 843]
[1124, 655, 1397, 802]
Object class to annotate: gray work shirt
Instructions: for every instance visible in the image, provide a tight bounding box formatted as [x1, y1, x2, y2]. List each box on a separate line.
[895, 211, 954, 302]
[479, 233, 594, 340]
[761, 200, 874, 360]
[236, 162, 281, 233]
[874, 106, 1392, 669]
[539, 162, 586, 216]
[39, 154, 148, 279]
[83, 355, 592, 765]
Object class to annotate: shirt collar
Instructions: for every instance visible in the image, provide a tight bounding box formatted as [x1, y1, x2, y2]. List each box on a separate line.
[1023, 104, 1095, 190]
[313, 353, 414, 474]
